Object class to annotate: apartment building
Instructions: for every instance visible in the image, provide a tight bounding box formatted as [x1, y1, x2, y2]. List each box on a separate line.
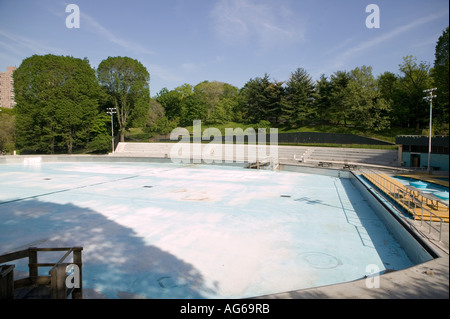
[0, 66, 17, 108]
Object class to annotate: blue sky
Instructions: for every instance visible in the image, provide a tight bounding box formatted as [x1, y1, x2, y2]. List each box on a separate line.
[0, 0, 448, 96]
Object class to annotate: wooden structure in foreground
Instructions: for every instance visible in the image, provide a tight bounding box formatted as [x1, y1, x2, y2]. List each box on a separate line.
[362, 172, 449, 223]
[0, 247, 83, 299]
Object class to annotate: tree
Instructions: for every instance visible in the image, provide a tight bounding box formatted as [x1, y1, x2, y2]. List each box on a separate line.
[284, 68, 316, 127]
[193, 81, 238, 124]
[346, 66, 391, 131]
[0, 108, 15, 154]
[239, 74, 283, 125]
[144, 98, 178, 136]
[180, 93, 208, 126]
[265, 80, 285, 125]
[14, 54, 103, 153]
[97, 56, 150, 142]
[155, 88, 183, 123]
[171, 83, 195, 126]
[87, 113, 113, 153]
[329, 70, 351, 126]
[314, 74, 333, 125]
[432, 26, 449, 128]
[378, 71, 406, 127]
[397, 55, 432, 128]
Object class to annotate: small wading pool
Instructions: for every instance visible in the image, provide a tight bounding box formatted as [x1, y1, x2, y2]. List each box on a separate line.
[0, 158, 433, 298]
[393, 176, 449, 201]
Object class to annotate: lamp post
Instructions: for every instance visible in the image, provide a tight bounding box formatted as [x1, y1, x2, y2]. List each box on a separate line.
[422, 88, 437, 174]
[107, 108, 117, 153]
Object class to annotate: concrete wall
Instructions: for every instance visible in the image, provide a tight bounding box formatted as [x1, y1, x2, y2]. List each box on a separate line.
[402, 152, 449, 171]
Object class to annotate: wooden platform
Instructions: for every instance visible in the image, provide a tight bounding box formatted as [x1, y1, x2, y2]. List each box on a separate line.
[362, 173, 449, 223]
[0, 247, 83, 299]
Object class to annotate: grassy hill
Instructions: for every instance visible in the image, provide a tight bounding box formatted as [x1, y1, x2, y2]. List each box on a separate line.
[126, 122, 421, 150]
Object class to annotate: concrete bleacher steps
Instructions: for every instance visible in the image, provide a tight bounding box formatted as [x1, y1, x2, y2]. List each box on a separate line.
[112, 142, 279, 163]
[112, 143, 398, 167]
[305, 147, 398, 166]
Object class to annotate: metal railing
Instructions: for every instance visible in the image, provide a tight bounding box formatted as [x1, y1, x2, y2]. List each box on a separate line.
[362, 170, 443, 241]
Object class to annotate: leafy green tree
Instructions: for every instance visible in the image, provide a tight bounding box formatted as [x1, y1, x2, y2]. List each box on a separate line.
[87, 113, 113, 153]
[180, 93, 208, 126]
[397, 55, 432, 128]
[144, 99, 177, 136]
[377, 71, 407, 127]
[97, 56, 150, 142]
[155, 88, 183, 123]
[193, 81, 238, 124]
[346, 66, 391, 131]
[14, 54, 103, 153]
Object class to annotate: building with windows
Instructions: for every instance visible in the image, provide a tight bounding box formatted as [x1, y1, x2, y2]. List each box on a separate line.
[396, 135, 449, 171]
[0, 66, 17, 108]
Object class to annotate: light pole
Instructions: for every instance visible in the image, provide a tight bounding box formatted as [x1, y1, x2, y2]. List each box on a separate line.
[422, 88, 437, 174]
[107, 108, 117, 153]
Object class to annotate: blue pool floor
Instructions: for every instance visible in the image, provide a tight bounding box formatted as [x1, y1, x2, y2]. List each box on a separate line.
[0, 162, 414, 298]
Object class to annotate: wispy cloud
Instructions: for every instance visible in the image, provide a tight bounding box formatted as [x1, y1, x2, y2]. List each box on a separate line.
[48, 3, 154, 56]
[149, 64, 184, 84]
[81, 12, 154, 55]
[0, 29, 67, 56]
[337, 9, 449, 65]
[210, 0, 306, 49]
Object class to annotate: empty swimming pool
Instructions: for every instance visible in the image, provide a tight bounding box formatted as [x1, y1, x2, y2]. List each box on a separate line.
[0, 157, 431, 298]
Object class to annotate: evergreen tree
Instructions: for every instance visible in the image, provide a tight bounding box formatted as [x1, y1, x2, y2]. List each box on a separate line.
[329, 70, 351, 126]
[239, 74, 282, 125]
[314, 74, 332, 125]
[432, 26, 449, 128]
[284, 68, 316, 127]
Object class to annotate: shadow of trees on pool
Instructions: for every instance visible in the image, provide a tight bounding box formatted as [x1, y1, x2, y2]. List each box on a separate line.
[0, 199, 216, 299]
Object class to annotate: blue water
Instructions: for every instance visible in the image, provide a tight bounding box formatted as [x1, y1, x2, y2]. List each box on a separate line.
[393, 176, 449, 201]
[0, 161, 415, 298]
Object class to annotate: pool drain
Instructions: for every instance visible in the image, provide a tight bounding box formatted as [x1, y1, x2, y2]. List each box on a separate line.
[157, 276, 188, 289]
[299, 252, 342, 269]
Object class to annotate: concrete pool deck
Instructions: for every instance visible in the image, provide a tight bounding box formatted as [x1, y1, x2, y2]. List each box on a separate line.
[0, 155, 448, 299]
